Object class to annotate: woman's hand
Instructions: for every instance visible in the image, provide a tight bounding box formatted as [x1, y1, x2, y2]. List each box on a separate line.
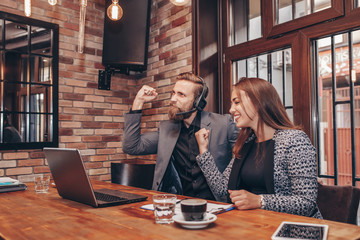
[228, 190, 261, 210]
[195, 128, 210, 154]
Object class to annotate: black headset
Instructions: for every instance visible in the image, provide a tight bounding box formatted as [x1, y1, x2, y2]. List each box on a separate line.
[176, 75, 208, 116]
[193, 76, 208, 111]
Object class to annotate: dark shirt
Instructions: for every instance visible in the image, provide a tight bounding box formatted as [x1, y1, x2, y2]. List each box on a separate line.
[172, 111, 215, 200]
[240, 139, 275, 194]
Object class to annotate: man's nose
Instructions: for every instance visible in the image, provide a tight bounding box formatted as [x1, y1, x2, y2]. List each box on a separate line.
[170, 94, 177, 102]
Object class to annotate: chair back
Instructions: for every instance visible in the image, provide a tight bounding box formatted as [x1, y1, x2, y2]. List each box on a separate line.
[317, 183, 360, 225]
[111, 162, 155, 190]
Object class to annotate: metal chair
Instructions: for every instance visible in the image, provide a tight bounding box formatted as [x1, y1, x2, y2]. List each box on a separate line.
[317, 183, 360, 225]
[111, 162, 155, 190]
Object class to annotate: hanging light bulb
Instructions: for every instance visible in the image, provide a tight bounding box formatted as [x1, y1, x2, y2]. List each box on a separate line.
[170, 0, 190, 6]
[24, 0, 31, 17]
[48, 0, 57, 6]
[107, 0, 123, 21]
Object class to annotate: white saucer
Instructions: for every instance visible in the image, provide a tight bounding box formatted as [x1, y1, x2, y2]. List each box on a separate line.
[173, 213, 217, 229]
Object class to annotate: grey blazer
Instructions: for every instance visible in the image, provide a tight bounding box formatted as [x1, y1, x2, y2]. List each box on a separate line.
[123, 111, 238, 200]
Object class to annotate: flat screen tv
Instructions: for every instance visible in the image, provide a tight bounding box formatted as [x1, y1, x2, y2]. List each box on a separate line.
[102, 0, 151, 72]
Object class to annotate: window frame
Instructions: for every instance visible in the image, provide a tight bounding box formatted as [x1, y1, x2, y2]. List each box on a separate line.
[0, 11, 58, 150]
[219, 0, 360, 186]
[263, 0, 344, 38]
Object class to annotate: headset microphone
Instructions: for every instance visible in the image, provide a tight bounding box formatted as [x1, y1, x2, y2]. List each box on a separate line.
[175, 108, 197, 116]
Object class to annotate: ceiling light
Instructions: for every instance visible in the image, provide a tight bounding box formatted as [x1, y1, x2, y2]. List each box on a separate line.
[107, 0, 123, 21]
[48, 0, 57, 6]
[24, 0, 31, 17]
[170, 0, 190, 6]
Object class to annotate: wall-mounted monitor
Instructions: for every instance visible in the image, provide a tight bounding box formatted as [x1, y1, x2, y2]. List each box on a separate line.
[102, 0, 151, 73]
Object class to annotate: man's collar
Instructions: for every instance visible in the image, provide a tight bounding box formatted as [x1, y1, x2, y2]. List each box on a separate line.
[183, 111, 201, 129]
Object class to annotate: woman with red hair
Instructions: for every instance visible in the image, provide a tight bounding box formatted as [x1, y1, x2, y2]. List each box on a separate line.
[195, 77, 322, 218]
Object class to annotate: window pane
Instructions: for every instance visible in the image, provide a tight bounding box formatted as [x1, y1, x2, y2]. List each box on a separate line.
[284, 49, 293, 107]
[232, 48, 293, 119]
[31, 27, 52, 56]
[38, 56, 53, 83]
[2, 112, 23, 143]
[5, 20, 29, 53]
[230, 0, 261, 46]
[30, 85, 52, 113]
[233, 60, 246, 85]
[248, 0, 261, 41]
[258, 54, 268, 81]
[247, 57, 257, 78]
[276, 0, 331, 25]
[3, 81, 25, 111]
[278, 0, 293, 24]
[272, 51, 284, 102]
[314, 30, 360, 186]
[29, 113, 50, 142]
[336, 104, 353, 185]
[286, 108, 294, 124]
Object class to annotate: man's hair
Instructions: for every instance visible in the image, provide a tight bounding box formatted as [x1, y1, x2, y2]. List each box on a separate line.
[176, 72, 208, 100]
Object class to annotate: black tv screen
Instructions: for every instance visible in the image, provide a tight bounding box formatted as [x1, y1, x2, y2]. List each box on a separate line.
[102, 0, 151, 72]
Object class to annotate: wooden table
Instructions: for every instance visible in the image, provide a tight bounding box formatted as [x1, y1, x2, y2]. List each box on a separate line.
[0, 180, 359, 240]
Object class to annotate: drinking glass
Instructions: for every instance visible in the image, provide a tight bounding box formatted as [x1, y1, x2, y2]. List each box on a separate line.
[152, 194, 177, 224]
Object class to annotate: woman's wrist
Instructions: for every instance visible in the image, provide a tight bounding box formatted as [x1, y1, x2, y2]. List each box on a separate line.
[199, 147, 208, 155]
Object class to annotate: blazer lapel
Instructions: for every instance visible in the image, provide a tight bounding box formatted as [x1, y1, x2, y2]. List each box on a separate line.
[264, 140, 275, 194]
[200, 111, 211, 145]
[228, 140, 254, 190]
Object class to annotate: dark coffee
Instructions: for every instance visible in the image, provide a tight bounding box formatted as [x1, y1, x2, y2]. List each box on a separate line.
[180, 199, 207, 221]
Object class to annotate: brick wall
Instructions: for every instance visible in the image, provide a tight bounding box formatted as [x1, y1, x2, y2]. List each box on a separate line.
[0, 0, 192, 182]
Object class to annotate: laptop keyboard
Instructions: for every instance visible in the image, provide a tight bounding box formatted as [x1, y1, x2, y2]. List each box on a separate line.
[94, 191, 125, 202]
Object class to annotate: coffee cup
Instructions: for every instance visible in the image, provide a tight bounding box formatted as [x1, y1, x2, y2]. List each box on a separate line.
[180, 199, 207, 221]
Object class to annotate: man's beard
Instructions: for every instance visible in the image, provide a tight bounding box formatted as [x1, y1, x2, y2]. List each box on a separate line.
[168, 105, 194, 121]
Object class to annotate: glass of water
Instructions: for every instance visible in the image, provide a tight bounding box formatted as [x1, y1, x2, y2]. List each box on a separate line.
[34, 175, 50, 193]
[152, 194, 177, 224]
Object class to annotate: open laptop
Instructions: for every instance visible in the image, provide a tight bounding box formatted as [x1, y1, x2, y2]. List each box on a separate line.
[43, 147, 148, 208]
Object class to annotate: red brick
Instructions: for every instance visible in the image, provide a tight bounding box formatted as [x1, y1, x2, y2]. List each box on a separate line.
[102, 136, 121, 142]
[59, 128, 73, 136]
[83, 122, 102, 129]
[30, 151, 45, 159]
[82, 136, 103, 142]
[103, 123, 121, 129]
[86, 109, 104, 115]
[65, 143, 87, 149]
[34, 166, 51, 174]
[87, 142, 107, 149]
[172, 15, 187, 28]
[63, 93, 85, 101]
[18, 159, 44, 167]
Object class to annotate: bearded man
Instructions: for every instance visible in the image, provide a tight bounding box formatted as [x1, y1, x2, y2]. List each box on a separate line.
[123, 72, 238, 201]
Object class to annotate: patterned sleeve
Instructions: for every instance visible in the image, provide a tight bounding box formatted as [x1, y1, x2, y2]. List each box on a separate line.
[196, 151, 234, 201]
[261, 131, 319, 217]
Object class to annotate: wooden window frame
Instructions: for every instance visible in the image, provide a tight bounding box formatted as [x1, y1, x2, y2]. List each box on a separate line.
[263, 0, 344, 38]
[220, 0, 360, 138]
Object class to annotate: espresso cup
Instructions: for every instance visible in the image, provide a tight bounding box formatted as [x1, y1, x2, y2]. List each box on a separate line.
[180, 199, 207, 221]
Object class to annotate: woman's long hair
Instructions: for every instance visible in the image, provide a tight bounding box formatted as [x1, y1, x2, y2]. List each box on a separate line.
[232, 77, 301, 158]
